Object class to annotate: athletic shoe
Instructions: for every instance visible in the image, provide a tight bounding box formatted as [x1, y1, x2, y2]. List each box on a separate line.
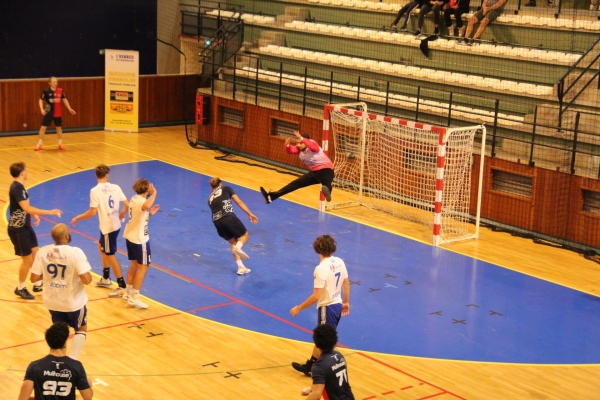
[292, 360, 313, 377]
[390, 24, 397, 29]
[96, 277, 112, 287]
[321, 185, 332, 202]
[233, 246, 250, 260]
[399, 24, 408, 31]
[414, 30, 422, 39]
[58, 144, 65, 151]
[123, 290, 131, 301]
[34, 144, 42, 151]
[259, 187, 272, 204]
[14, 287, 35, 300]
[465, 38, 474, 46]
[433, 27, 439, 35]
[128, 295, 148, 309]
[237, 266, 247, 275]
[108, 287, 126, 298]
[448, 24, 455, 36]
[458, 26, 466, 37]
[33, 283, 43, 293]
[524, 0, 536, 5]
[243, 266, 252, 274]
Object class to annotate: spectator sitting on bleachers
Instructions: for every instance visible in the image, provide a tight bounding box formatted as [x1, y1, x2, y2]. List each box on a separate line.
[414, 0, 449, 38]
[459, 0, 507, 46]
[390, 0, 425, 30]
[591, 0, 598, 10]
[444, 0, 470, 37]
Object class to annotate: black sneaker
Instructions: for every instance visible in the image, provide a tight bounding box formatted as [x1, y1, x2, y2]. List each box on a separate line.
[259, 187, 271, 204]
[414, 30, 422, 39]
[399, 24, 407, 31]
[15, 287, 35, 300]
[465, 38, 474, 46]
[33, 283, 43, 293]
[292, 360, 312, 377]
[434, 27, 439, 35]
[524, 0, 537, 5]
[321, 185, 332, 202]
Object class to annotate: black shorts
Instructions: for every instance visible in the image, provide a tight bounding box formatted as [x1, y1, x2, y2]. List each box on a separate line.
[8, 226, 39, 257]
[213, 215, 247, 241]
[42, 114, 62, 127]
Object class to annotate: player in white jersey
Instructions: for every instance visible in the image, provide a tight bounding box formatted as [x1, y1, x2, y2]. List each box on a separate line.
[31, 224, 93, 360]
[123, 178, 160, 309]
[290, 234, 350, 377]
[71, 164, 129, 297]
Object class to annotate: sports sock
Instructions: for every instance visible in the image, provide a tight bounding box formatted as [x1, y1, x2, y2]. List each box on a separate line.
[37, 139, 42, 145]
[235, 241, 244, 250]
[236, 259, 244, 268]
[133, 289, 140, 296]
[33, 280, 42, 287]
[117, 277, 126, 288]
[102, 268, 110, 280]
[58, 139, 63, 145]
[18, 282, 26, 290]
[70, 331, 87, 360]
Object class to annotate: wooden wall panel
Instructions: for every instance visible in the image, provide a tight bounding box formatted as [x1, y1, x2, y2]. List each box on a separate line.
[568, 177, 600, 248]
[0, 75, 193, 133]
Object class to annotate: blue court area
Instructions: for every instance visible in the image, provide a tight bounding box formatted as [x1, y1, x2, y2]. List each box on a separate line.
[20, 160, 600, 364]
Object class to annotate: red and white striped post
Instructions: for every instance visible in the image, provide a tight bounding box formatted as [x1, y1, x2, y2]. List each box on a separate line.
[433, 129, 448, 247]
[320, 105, 334, 211]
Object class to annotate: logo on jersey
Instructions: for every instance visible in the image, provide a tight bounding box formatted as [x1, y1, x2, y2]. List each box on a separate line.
[43, 369, 73, 380]
[222, 199, 234, 213]
[208, 188, 222, 205]
[8, 210, 27, 228]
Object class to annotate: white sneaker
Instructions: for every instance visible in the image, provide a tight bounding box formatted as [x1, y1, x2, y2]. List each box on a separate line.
[108, 287, 126, 298]
[122, 290, 132, 301]
[128, 295, 148, 309]
[448, 24, 455, 36]
[237, 266, 252, 275]
[96, 278, 112, 287]
[458, 26, 466, 37]
[233, 247, 249, 260]
[243, 266, 252, 274]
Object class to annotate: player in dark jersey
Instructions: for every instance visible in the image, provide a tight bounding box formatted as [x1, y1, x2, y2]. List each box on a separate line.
[18, 322, 93, 400]
[35, 76, 76, 151]
[301, 324, 354, 400]
[208, 177, 258, 275]
[8, 162, 62, 300]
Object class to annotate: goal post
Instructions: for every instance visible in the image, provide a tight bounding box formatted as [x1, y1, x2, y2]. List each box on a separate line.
[322, 103, 486, 247]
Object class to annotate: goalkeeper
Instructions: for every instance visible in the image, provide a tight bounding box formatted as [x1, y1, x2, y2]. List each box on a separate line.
[260, 131, 334, 204]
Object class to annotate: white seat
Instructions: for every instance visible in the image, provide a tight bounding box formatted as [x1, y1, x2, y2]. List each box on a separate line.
[280, 47, 292, 56]
[355, 1, 368, 8]
[306, 23, 318, 31]
[332, 0, 343, 4]
[339, 56, 352, 65]
[289, 48, 302, 58]
[330, 55, 342, 65]
[350, 57, 363, 66]
[319, 0, 332, 4]
[302, 50, 315, 59]
[342, 0, 355, 6]
[318, 24, 331, 33]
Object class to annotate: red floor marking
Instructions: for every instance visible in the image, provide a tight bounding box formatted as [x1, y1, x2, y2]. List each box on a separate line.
[0, 312, 179, 351]
[357, 352, 466, 400]
[401, 386, 414, 390]
[186, 301, 239, 313]
[0, 258, 20, 264]
[363, 397, 377, 400]
[417, 392, 448, 400]
[382, 391, 395, 395]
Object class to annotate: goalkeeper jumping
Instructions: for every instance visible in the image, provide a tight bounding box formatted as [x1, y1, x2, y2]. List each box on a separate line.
[260, 131, 334, 204]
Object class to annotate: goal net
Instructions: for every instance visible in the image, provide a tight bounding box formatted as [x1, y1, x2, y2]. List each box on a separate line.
[323, 103, 486, 246]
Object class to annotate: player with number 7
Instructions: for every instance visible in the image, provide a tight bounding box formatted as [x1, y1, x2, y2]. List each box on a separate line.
[290, 235, 351, 377]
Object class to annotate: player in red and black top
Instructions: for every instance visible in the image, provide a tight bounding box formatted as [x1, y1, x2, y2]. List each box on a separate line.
[260, 130, 334, 204]
[18, 322, 93, 400]
[8, 162, 62, 300]
[35, 76, 76, 151]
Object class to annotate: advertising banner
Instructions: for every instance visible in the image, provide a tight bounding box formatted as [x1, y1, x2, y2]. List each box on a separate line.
[104, 49, 139, 132]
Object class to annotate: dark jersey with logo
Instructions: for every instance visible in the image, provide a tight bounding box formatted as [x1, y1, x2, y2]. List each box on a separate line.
[9, 181, 30, 229]
[24, 354, 90, 400]
[208, 185, 237, 221]
[312, 350, 354, 400]
[40, 88, 66, 117]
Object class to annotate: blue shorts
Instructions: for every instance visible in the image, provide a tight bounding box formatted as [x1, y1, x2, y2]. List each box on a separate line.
[126, 239, 151, 265]
[49, 306, 88, 330]
[213, 215, 247, 241]
[99, 229, 120, 255]
[317, 303, 343, 330]
[8, 226, 38, 257]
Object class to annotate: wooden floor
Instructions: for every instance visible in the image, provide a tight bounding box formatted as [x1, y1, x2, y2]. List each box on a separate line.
[1, 127, 599, 400]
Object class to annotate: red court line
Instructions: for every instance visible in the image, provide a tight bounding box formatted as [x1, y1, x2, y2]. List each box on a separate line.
[401, 386, 414, 390]
[357, 352, 466, 400]
[382, 391, 395, 395]
[363, 397, 377, 400]
[0, 258, 20, 264]
[0, 312, 179, 352]
[417, 392, 448, 400]
[0, 298, 43, 305]
[186, 301, 239, 313]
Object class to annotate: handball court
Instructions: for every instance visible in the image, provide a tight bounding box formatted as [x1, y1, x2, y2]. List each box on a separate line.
[1, 127, 599, 399]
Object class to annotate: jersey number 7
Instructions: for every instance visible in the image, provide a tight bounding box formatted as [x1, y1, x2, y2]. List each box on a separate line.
[47, 263, 67, 279]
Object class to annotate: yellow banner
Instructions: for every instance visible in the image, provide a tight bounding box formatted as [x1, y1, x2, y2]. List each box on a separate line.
[104, 49, 139, 132]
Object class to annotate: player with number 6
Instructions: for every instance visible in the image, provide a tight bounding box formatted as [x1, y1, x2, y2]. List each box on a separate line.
[290, 235, 351, 377]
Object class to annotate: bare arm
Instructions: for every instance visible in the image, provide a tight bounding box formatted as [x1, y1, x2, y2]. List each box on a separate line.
[79, 387, 94, 400]
[62, 98, 76, 115]
[39, 98, 46, 115]
[141, 185, 157, 211]
[119, 199, 129, 221]
[342, 278, 350, 316]
[291, 287, 324, 317]
[71, 208, 97, 226]
[18, 200, 62, 217]
[305, 384, 325, 400]
[30, 273, 42, 283]
[231, 194, 258, 224]
[17, 380, 34, 400]
[79, 272, 93, 285]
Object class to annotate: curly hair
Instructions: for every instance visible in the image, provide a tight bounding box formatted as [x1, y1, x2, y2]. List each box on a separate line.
[312, 234, 337, 257]
[45, 322, 70, 350]
[132, 178, 150, 194]
[9, 162, 26, 178]
[313, 324, 338, 352]
[95, 164, 110, 179]
[209, 177, 222, 189]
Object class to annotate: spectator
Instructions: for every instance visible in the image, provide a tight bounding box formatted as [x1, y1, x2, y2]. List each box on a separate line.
[390, 0, 424, 30]
[460, 0, 507, 46]
[444, 0, 470, 36]
[414, 0, 448, 38]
